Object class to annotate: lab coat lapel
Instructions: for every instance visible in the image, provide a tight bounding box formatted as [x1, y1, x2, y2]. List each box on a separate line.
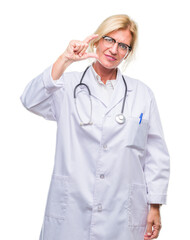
[105, 69, 133, 115]
[77, 66, 133, 110]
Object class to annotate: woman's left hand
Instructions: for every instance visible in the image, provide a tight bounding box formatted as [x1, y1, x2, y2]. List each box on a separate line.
[144, 204, 162, 239]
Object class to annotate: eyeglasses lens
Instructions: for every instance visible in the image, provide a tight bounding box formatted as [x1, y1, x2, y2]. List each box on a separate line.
[103, 36, 129, 53]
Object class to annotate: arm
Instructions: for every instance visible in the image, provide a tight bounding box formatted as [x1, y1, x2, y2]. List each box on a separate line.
[144, 91, 170, 239]
[20, 65, 64, 121]
[144, 204, 162, 240]
[20, 35, 99, 120]
[144, 92, 170, 204]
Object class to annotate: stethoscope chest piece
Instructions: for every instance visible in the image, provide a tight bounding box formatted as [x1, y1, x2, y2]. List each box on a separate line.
[115, 113, 126, 124]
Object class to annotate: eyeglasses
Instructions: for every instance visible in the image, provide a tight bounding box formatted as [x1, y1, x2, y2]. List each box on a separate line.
[102, 36, 132, 53]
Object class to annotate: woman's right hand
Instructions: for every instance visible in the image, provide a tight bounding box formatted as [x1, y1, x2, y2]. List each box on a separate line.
[63, 34, 99, 62]
[52, 34, 99, 80]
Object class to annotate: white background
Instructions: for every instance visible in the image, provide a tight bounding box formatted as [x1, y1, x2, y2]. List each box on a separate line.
[0, 0, 189, 239]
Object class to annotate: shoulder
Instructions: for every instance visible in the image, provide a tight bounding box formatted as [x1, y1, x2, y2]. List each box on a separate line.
[58, 69, 85, 91]
[62, 70, 83, 83]
[62, 65, 95, 89]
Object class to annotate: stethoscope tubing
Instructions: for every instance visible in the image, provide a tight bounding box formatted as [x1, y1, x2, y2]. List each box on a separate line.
[121, 75, 127, 114]
[73, 66, 128, 125]
[74, 66, 91, 98]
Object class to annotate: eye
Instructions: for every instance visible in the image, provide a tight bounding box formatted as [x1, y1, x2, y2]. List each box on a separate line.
[104, 36, 114, 43]
[119, 43, 128, 50]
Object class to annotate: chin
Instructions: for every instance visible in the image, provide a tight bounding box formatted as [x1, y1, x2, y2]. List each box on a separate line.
[97, 59, 119, 70]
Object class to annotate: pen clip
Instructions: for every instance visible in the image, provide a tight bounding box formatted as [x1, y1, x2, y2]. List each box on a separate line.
[139, 113, 143, 124]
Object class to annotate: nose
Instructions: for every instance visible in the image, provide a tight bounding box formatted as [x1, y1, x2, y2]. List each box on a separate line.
[109, 42, 118, 54]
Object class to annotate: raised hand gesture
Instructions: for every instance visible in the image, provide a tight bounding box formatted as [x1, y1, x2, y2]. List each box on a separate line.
[52, 34, 99, 80]
[63, 34, 99, 62]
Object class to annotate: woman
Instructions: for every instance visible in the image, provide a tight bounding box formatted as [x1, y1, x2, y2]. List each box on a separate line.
[20, 14, 170, 240]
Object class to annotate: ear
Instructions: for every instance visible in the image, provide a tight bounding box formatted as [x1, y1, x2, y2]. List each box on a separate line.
[124, 53, 129, 60]
[94, 42, 98, 48]
[94, 38, 101, 48]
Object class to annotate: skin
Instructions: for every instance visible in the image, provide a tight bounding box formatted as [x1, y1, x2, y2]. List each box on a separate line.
[93, 29, 132, 83]
[51, 34, 99, 80]
[51, 29, 162, 239]
[144, 204, 162, 239]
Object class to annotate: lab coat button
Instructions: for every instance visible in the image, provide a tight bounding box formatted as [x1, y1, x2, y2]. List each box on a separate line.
[98, 204, 102, 212]
[100, 174, 105, 179]
[103, 144, 107, 150]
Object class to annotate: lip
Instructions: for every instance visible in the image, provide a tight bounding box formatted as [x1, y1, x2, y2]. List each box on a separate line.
[104, 54, 117, 61]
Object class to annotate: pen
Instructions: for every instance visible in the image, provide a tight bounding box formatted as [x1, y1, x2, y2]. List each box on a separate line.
[139, 113, 143, 124]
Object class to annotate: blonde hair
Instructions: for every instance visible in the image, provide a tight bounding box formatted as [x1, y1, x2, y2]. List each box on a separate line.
[89, 14, 138, 66]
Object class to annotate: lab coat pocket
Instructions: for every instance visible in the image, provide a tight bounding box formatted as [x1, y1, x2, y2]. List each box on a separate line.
[125, 117, 149, 151]
[45, 174, 69, 220]
[125, 183, 149, 228]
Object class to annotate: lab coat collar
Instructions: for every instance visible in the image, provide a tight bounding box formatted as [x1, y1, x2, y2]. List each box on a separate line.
[90, 64, 118, 89]
[79, 65, 134, 112]
[106, 67, 134, 115]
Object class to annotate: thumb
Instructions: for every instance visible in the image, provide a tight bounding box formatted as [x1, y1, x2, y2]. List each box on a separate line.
[145, 221, 153, 238]
[82, 52, 99, 60]
[84, 34, 99, 44]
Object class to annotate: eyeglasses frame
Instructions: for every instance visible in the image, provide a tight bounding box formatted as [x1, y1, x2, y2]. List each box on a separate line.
[102, 35, 132, 53]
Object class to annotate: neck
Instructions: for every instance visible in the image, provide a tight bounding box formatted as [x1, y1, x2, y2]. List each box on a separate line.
[93, 61, 117, 84]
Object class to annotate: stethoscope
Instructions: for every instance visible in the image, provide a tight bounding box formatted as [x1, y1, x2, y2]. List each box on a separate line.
[74, 66, 128, 126]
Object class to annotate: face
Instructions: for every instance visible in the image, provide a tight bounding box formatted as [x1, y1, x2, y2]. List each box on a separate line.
[95, 28, 132, 69]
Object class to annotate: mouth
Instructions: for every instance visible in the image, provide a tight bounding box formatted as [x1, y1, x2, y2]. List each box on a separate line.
[104, 54, 117, 61]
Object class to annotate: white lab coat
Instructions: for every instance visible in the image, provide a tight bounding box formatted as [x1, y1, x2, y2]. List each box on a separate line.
[20, 65, 170, 240]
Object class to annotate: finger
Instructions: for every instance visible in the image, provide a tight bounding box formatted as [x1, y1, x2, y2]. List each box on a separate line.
[150, 224, 161, 239]
[81, 52, 99, 60]
[150, 229, 159, 239]
[73, 43, 84, 53]
[144, 233, 152, 240]
[146, 222, 153, 236]
[144, 235, 150, 240]
[75, 43, 89, 56]
[71, 52, 98, 62]
[144, 221, 153, 240]
[70, 41, 80, 49]
[152, 223, 162, 232]
[78, 43, 89, 57]
[73, 43, 80, 53]
[84, 34, 99, 44]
